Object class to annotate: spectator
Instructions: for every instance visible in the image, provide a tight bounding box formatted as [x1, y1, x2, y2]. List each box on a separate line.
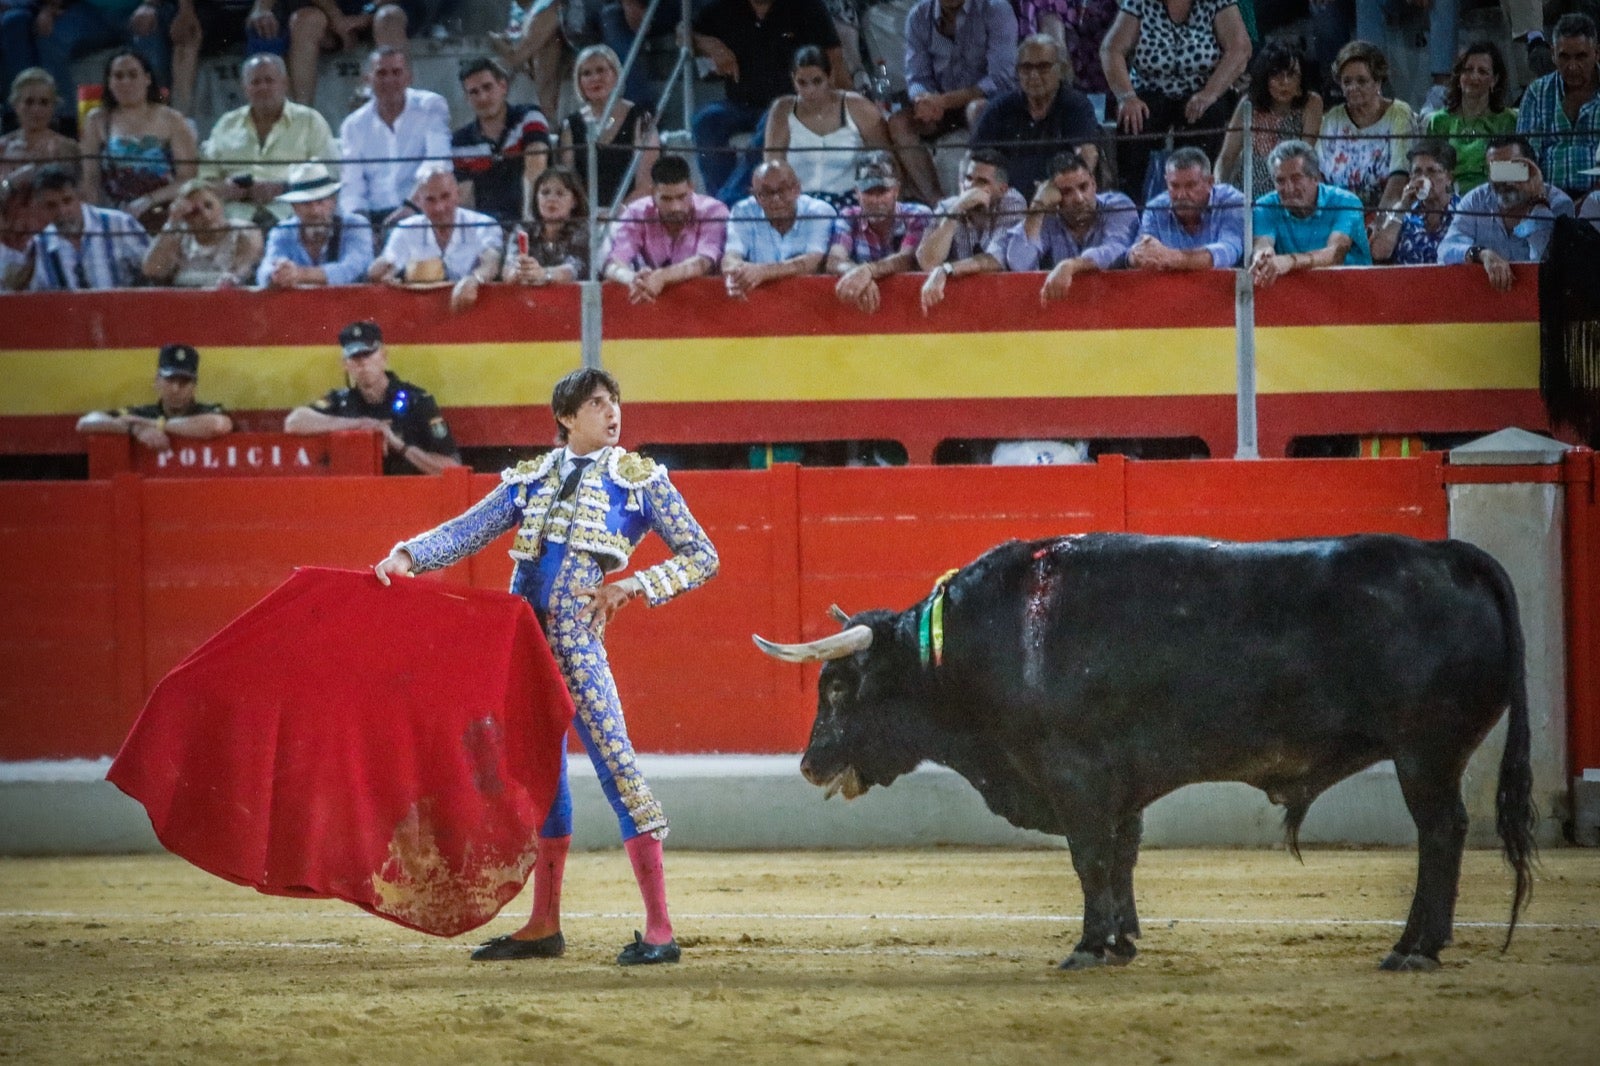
[1370, 140, 1458, 265]
[996, 148, 1136, 302]
[169, 0, 289, 115]
[75, 342, 232, 449]
[3, 0, 172, 123]
[199, 52, 335, 225]
[1100, 0, 1251, 204]
[604, 153, 728, 303]
[284, 319, 462, 475]
[1438, 136, 1574, 292]
[257, 160, 374, 286]
[721, 158, 836, 297]
[1215, 38, 1322, 197]
[893, 0, 1018, 206]
[1249, 138, 1371, 289]
[503, 166, 588, 285]
[1306, 0, 1457, 114]
[79, 48, 198, 232]
[338, 45, 450, 229]
[971, 32, 1101, 200]
[1127, 145, 1243, 270]
[1581, 146, 1599, 228]
[27, 160, 149, 288]
[141, 176, 263, 285]
[1, 69, 78, 178]
[1515, 13, 1600, 202]
[691, 0, 845, 205]
[1, 164, 38, 289]
[370, 165, 502, 313]
[1424, 42, 1516, 196]
[285, 0, 418, 106]
[486, 0, 563, 120]
[1317, 40, 1416, 211]
[915, 147, 1026, 313]
[1020, 0, 1116, 95]
[558, 44, 655, 214]
[452, 56, 550, 227]
[763, 44, 889, 208]
[825, 151, 933, 312]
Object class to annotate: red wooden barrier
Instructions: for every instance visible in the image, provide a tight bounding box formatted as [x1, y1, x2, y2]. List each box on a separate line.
[1566, 451, 1599, 777]
[0, 458, 1472, 763]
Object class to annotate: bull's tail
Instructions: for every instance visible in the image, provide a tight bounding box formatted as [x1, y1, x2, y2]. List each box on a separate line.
[1489, 564, 1537, 952]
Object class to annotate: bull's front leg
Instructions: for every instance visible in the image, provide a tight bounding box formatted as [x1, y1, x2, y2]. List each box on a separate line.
[1108, 809, 1143, 962]
[1062, 820, 1122, 970]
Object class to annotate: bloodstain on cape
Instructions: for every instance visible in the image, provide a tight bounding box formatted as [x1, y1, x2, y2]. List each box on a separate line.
[107, 567, 575, 937]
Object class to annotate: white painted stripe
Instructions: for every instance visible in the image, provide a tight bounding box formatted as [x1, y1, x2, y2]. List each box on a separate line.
[1, 909, 1589, 930]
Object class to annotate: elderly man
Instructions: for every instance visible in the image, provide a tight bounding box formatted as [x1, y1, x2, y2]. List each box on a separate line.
[285, 319, 461, 476]
[893, 0, 1018, 206]
[339, 46, 450, 229]
[721, 160, 837, 298]
[76, 342, 232, 452]
[915, 148, 1026, 313]
[1249, 140, 1372, 289]
[997, 149, 1136, 303]
[200, 53, 336, 226]
[257, 161, 374, 287]
[452, 57, 550, 227]
[605, 155, 729, 304]
[1515, 13, 1600, 201]
[1128, 146, 1244, 271]
[970, 33, 1101, 200]
[27, 163, 148, 290]
[826, 152, 933, 313]
[691, 0, 845, 204]
[169, 0, 288, 114]
[1438, 137, 1575, 292]
[370, 166, 502, 313]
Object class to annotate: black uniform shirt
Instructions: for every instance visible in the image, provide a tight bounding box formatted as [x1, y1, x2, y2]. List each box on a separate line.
[311, 371, 460, 475]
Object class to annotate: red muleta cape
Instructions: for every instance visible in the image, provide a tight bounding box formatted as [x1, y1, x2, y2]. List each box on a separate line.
[107, 567, 575, 937]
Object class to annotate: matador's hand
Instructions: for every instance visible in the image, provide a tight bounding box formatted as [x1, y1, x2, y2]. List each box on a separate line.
[373, 548, 415, 586]
[574, 580, 640, 630]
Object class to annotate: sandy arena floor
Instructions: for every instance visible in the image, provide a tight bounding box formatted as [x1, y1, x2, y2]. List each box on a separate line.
[1, 847, 1597, 1065]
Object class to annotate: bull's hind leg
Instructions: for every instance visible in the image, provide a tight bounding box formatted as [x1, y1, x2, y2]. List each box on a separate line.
[1384, 757, 1470, 972]
[1108, 811, 1143, 962]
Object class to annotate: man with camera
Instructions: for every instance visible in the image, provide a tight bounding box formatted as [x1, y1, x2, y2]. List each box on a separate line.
[1439, 135, 1575, 292]
[200, 53, 336, 226]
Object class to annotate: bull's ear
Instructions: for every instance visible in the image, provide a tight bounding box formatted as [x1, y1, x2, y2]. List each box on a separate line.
[752, 625, 874, 663]
[828, 604, 850, 627]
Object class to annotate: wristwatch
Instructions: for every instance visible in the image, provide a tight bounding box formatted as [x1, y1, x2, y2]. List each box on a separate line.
[939, 262, 955, 278]
[1465, 245, 1485, 264]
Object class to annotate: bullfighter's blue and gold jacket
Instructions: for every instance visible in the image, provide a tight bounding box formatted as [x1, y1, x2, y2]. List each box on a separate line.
[398, 446, 718, 606]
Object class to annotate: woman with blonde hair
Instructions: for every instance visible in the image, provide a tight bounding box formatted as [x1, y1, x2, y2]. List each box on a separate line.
[1317, 40, 1417, 212]
[1, 69, 78, 179]
[142, 177, 263, 288]
[558, 44, 656, 213]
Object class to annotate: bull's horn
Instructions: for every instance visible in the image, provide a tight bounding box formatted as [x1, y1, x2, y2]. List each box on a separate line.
[827, 604, 851, 626]
[752, 625, 874, 663]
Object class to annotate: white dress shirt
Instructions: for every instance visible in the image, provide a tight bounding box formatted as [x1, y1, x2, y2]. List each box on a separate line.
[338, 88, 452, 215]
[379, 207, 504, 280]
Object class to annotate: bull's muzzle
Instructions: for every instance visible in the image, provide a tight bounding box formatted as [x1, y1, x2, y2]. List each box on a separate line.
[751, 625, 874, 663]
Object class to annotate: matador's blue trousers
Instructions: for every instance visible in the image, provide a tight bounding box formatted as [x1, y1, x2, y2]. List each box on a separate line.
[514, 542, 666, 843]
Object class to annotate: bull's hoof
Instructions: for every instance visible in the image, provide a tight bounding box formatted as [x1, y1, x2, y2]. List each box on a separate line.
[1378, 951, 1441, 972]
[1057, 950, 1107, 971]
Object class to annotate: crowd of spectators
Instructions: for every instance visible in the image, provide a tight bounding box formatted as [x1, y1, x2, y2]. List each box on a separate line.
[1, 0, 1598, 302]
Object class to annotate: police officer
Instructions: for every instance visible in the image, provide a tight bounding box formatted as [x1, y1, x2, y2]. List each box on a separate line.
[284, 320, 462, 475]
[76, 343, 234, 452]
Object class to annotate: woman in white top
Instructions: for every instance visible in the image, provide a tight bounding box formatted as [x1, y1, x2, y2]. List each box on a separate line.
[142, 178, 263, 288]
[763, 45, 889, 207]
[1317, 40, 1417, 213]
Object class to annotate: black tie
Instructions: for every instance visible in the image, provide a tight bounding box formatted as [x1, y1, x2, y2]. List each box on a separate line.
[556, 457, 591, 502]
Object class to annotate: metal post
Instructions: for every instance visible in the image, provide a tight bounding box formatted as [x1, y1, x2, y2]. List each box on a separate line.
[1234, 99, 1259, 460]
[580, 280, 604, 368]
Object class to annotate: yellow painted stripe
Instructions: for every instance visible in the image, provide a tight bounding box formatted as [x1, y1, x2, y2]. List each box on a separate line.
[0, 323, 1538, 416]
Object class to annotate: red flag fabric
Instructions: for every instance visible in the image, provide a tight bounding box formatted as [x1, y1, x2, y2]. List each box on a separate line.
[108, 567, 574, 937]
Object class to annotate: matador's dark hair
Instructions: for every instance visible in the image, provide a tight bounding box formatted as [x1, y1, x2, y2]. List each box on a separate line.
[551, 367, 621, 442]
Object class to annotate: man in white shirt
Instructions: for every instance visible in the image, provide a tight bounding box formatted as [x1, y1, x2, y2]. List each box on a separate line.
[721, 160, 836, 297]
[371, 166, 503, 313]
[339, 46, 451, 230]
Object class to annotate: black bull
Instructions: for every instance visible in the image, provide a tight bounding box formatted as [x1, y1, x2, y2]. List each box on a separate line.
[754, 533, 1536, 971]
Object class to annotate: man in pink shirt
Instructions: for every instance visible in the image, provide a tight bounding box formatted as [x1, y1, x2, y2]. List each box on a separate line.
[603, 156, 729, 304]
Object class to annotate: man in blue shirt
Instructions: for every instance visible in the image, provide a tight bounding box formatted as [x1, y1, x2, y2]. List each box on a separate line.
[994, 149, 1136, 304]
[1438, 136, 1574, 292]
[721, 160, 837, 298]
[257, 162, 374, 289]
[1128, 146, 1244, 271]
[1250, 140, 1372, 289]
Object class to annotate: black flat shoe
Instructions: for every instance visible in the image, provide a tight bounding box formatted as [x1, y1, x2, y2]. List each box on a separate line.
[616, 930, 680, 966]
[470, 932, 565, 961]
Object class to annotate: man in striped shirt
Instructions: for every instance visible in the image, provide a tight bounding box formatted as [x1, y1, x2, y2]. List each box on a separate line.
[1515, 13, 1600, 200]
[27, 163, 148, 291]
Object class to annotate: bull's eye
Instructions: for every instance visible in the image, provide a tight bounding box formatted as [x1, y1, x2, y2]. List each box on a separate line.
[825, 677, 850, 709]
